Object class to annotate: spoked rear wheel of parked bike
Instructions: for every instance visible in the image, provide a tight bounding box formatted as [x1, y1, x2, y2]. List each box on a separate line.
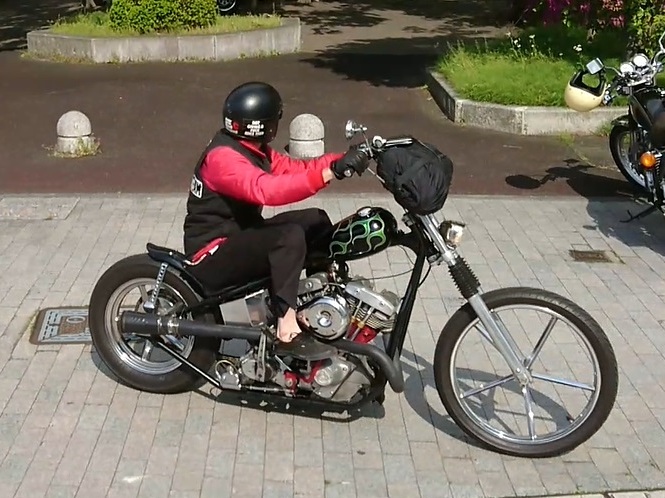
[609, 123, 648, 191]
[433, 287, 618, 458]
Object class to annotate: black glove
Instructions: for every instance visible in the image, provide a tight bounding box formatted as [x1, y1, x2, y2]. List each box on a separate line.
[331, 146, 370, 180]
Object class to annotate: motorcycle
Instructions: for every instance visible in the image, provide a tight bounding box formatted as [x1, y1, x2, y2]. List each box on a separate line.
[88, 120, 618, 458]
[217, 0, 238, 14]
[577, 30, 665, 221]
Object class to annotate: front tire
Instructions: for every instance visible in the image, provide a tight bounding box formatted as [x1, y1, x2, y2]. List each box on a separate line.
[433, 287, 618, 458]
[89, 254, 219, 394]
[609, 123, 647, 190]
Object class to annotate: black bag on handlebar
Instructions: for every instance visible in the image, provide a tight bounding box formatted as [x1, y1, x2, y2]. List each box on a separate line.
[375, 138, 453, 215]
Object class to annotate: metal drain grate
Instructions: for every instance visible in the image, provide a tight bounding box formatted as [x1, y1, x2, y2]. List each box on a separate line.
[568, 249, 615, 263]
[29, 307, 91, 345]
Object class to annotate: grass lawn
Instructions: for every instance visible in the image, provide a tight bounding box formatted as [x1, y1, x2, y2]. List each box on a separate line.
[48, 12, 281, 37]
[436, 25, 665, 107]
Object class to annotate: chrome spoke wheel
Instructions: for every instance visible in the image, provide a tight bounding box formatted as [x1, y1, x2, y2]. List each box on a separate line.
[616, 130, 645, 187]
[103, 278, 195, 375]
[450, 304, 601, 446]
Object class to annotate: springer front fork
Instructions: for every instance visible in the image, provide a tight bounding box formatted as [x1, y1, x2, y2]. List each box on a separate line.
[413, 213, 532, 386]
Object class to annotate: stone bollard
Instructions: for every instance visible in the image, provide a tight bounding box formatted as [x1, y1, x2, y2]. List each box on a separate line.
[288, 113, 325, 159]
[56, 110, 95, 156]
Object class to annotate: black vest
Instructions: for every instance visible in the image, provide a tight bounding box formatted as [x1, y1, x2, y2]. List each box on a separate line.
[183, 130, 271, 256]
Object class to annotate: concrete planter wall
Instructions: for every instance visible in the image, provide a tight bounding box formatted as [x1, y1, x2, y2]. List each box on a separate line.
[426, 70, 625, 136]
[26, 17, 301, 63]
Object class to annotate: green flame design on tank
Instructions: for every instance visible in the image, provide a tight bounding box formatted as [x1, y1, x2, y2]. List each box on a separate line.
[329, 211, 388, 258]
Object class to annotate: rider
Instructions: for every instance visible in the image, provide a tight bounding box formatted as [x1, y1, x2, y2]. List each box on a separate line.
[183, 81, 369, 359]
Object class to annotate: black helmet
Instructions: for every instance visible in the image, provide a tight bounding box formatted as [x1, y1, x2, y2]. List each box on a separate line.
[222, 81, 283, 143]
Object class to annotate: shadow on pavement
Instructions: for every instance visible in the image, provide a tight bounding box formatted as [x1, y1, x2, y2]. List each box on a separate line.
[301, 49, 439, 88]
[88, 343, 576, 452]
[298, 33, 497, 88]
[506, 160, 665, 256]
[279, 0, 512, 34]
[0, 0, 80, 51]
[505, 160, 638, 200]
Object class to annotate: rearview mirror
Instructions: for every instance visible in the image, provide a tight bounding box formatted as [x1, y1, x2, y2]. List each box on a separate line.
[344, 120, 367, 139]
[586, 58, 604, 75]
[345, 120, 358, 139]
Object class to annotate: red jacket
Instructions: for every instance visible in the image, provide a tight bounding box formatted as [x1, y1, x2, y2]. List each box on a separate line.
[199, 140, 343, 207]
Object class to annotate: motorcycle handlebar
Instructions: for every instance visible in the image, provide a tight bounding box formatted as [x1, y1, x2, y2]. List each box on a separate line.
[340, 129, 415, 181]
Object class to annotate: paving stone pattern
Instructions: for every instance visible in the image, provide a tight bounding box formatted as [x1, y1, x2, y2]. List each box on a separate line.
[2, 193, 665, 498]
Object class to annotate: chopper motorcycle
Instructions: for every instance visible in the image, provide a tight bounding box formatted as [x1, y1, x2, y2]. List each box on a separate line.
[566, 29, 665, 222]
[88, 120, 618, 458]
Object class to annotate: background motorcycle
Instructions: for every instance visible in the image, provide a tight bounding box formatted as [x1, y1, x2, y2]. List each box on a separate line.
[217, 0, 238, 14]
[584, 30, 665, 221]
[88, 120, 618, 458]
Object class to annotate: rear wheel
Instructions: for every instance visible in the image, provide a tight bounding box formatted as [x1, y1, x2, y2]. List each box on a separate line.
[433, 287, 618, 458]
[609, 123, 647, 190]
[89, 254, 219, 394]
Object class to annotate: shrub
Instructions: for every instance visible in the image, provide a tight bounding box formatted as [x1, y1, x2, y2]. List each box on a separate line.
[625, 0, 665, 50]
[513, 0, 665, 55]
[108, 0, 218, 34]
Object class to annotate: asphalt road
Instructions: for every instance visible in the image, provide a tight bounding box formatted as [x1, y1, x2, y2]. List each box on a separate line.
[0, 50, 633, 198]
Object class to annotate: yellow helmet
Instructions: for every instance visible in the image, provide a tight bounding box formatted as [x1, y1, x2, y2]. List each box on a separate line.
[564, 69, 608, 112]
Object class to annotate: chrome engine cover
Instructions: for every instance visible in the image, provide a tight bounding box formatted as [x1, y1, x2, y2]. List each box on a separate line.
[344, 280, 401, 332]
[312, 355, 373, 401]
[297, 272, 329, 306]
[300, 295, 350, 341]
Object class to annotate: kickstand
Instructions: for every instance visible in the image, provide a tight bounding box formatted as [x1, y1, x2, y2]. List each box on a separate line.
[621, 203, 661, 223]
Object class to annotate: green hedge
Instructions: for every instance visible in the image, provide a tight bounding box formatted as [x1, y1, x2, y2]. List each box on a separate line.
[108, 0, 218, 34]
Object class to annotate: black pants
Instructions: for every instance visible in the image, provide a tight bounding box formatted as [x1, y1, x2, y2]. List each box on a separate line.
[189, 208, 333, 317]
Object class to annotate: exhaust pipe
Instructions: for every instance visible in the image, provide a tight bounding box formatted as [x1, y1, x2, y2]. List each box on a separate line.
[120, 311, 404, 393]
[120, 311, 262, 342]
[331, 339, 405, 393]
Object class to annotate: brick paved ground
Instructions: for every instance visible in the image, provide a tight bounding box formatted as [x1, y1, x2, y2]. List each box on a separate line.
[2, 193, 665, 498]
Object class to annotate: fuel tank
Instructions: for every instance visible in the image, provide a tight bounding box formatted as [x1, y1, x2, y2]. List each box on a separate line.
[629, 87, 665, 147]
[328, 206, 399, 261]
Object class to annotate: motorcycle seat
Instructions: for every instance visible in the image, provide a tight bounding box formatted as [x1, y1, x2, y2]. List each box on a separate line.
[146, 243, 189, 271]
[145, 242, 271, 300]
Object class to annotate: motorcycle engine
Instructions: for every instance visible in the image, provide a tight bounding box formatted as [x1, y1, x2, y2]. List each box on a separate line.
[295, 272, 401, 342]
[293, 272, 402, 402]
[237, 271, 402, 402]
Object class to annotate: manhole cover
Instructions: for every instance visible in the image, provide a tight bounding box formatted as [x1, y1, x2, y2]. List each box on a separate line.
[30, 307, 91, 345]
[568, 249, 617, 263]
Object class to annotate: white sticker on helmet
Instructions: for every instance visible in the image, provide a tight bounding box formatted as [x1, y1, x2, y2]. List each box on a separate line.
[245, 120, 265, 137]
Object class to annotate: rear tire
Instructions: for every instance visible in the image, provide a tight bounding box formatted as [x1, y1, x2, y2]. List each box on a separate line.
[433, 287, 618, 458]
[609, 123, 647, 190]
[89, 254, 219, 394]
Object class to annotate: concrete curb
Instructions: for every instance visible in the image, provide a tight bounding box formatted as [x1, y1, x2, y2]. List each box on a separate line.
[26, 17, 301, 63]
[426, 70, 625, 136]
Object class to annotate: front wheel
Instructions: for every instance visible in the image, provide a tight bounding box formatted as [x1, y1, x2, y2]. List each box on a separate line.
[609, 123, 647, 190]
[433, 287, 618, 458]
